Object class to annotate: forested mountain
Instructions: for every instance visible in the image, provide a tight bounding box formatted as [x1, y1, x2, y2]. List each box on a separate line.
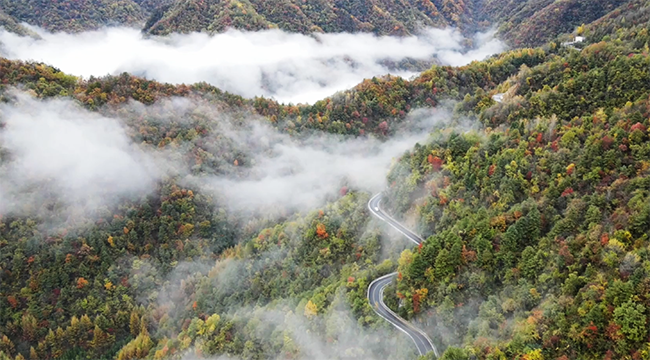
[1, 1, 650, 360]
[0, 0, 643, 48]
[0, 57, 425, 359]
[142, 0, 483, 36]
[141, 0, 647, 44]
[484, 0, 629, 46]
[0, 9, 37, 38]
[0, 0, 483, 36]
[0, 0, 147, 33]
[381, 15, 650, 360]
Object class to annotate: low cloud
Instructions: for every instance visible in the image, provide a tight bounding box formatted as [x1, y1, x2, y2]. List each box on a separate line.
[0, 90, 456, 226]
[104, 94, 454, 217]
[150, 256, 418, 360]
[188, 108, 452, 216]
[176, 304, 418, 360]
[0, 27, 505, 104]
[0, 91, 162, 218]
[228, 305, 416, 360]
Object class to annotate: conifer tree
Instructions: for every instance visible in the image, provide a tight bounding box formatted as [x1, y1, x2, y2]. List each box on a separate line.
[0, 336, 14, 357]
[28, 347, 37, 360]
[129, 312, 140, 338]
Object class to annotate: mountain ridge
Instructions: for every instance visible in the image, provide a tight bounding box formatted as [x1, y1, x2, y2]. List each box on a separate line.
[1, 2, 650, 360]
[0, 0, 644, 49]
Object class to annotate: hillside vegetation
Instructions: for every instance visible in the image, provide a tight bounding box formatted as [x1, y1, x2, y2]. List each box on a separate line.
[383, 14, 650, 360]
[0, 0, 646, 49]
[142, 0, 483, 36]
[484, 0, 629, 47]
[1, 2, 650, 360]
[0, 0, 147, 32]
[0, 59, 412, 359]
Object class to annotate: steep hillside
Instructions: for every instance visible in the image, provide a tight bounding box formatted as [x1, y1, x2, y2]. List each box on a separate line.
[382, 17, 650, 360]
[585, 0, 650, 42]
[0, 9, 38, 37]
[0, 59, 416, 360]
[132, 0, 174, 13]
[0, 0, 482, 36]
[133, 0, 650, 45]
[485, 0, 631, 47]
[0, 44, 545, 360]
[143, 0, 482, 36]
[0, 0, 146, 32]
[0, 0, 641, 50]
[1, 3, 650, 360]
[255, 47, 547, 136]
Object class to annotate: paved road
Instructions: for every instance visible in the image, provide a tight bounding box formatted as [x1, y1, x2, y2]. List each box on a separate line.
[367, 193, 439, 357]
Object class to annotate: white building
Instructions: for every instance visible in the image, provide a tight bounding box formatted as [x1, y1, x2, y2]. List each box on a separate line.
[562, 36, 585, 47]
[492, 93, 505, 103]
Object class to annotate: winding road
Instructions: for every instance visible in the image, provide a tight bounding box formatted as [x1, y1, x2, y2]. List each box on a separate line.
[367, 193, 439, 358]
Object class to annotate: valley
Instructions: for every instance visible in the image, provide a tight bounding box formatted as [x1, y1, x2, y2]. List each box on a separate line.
[0, 1, 650, 360]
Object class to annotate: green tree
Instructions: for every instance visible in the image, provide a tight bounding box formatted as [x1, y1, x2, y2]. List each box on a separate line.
[435, 249, 454, 279]
[614, 301, 647, 343]
[440, 347, 469, 360]
[520, 246, 543, 280]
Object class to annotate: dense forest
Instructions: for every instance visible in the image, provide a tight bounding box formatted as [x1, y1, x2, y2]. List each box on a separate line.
[483, 0, 629, 47]
[0, 0, 147, 33]
[1, 1, 650, 360]
[0, 0, 481, 36]
[0, 60, 418, 359]
[382, 12, 650, 360]
[0, 0, 644, 48]
[141, 0, 484, 36]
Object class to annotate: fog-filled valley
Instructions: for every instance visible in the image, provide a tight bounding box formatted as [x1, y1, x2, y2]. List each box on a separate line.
[2, 1, 650, 360]
[0, 27, 504, 103]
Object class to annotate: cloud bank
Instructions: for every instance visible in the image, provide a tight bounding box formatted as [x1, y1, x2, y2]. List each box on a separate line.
[106, 94, 453, 216]
[0, 91, 162, 218]
[0, 90, 455, 225]
[179, 305, 417, 360]
[182, 107, 451, 216]
[0, 27, 505, 104]
[146, 255, 418, 360]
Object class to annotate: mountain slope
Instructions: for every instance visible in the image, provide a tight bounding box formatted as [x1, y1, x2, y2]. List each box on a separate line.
[137, 0, 646, 45]
[143, 0, 483, 36]
[0, 0, 146, 32]
[0, 9, 39, 37]
[0, 60, 411, 360]
[1, 4, 650, 360]
[486, 0, 631, 47]
[0, 0, 641, 51]
[382, 19, 650, 359]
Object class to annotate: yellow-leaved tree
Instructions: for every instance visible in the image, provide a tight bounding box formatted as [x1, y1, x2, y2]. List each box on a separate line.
[304, 300, 318, 317]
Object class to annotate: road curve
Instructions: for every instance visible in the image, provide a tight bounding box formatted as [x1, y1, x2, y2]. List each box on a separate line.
[367, 193, 439, 358]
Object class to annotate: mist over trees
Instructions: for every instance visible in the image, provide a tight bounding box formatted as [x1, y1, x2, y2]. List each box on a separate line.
[1, 1, 650, 360]
[383, 16, 650, 359]
[0, 27, 506, 104]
